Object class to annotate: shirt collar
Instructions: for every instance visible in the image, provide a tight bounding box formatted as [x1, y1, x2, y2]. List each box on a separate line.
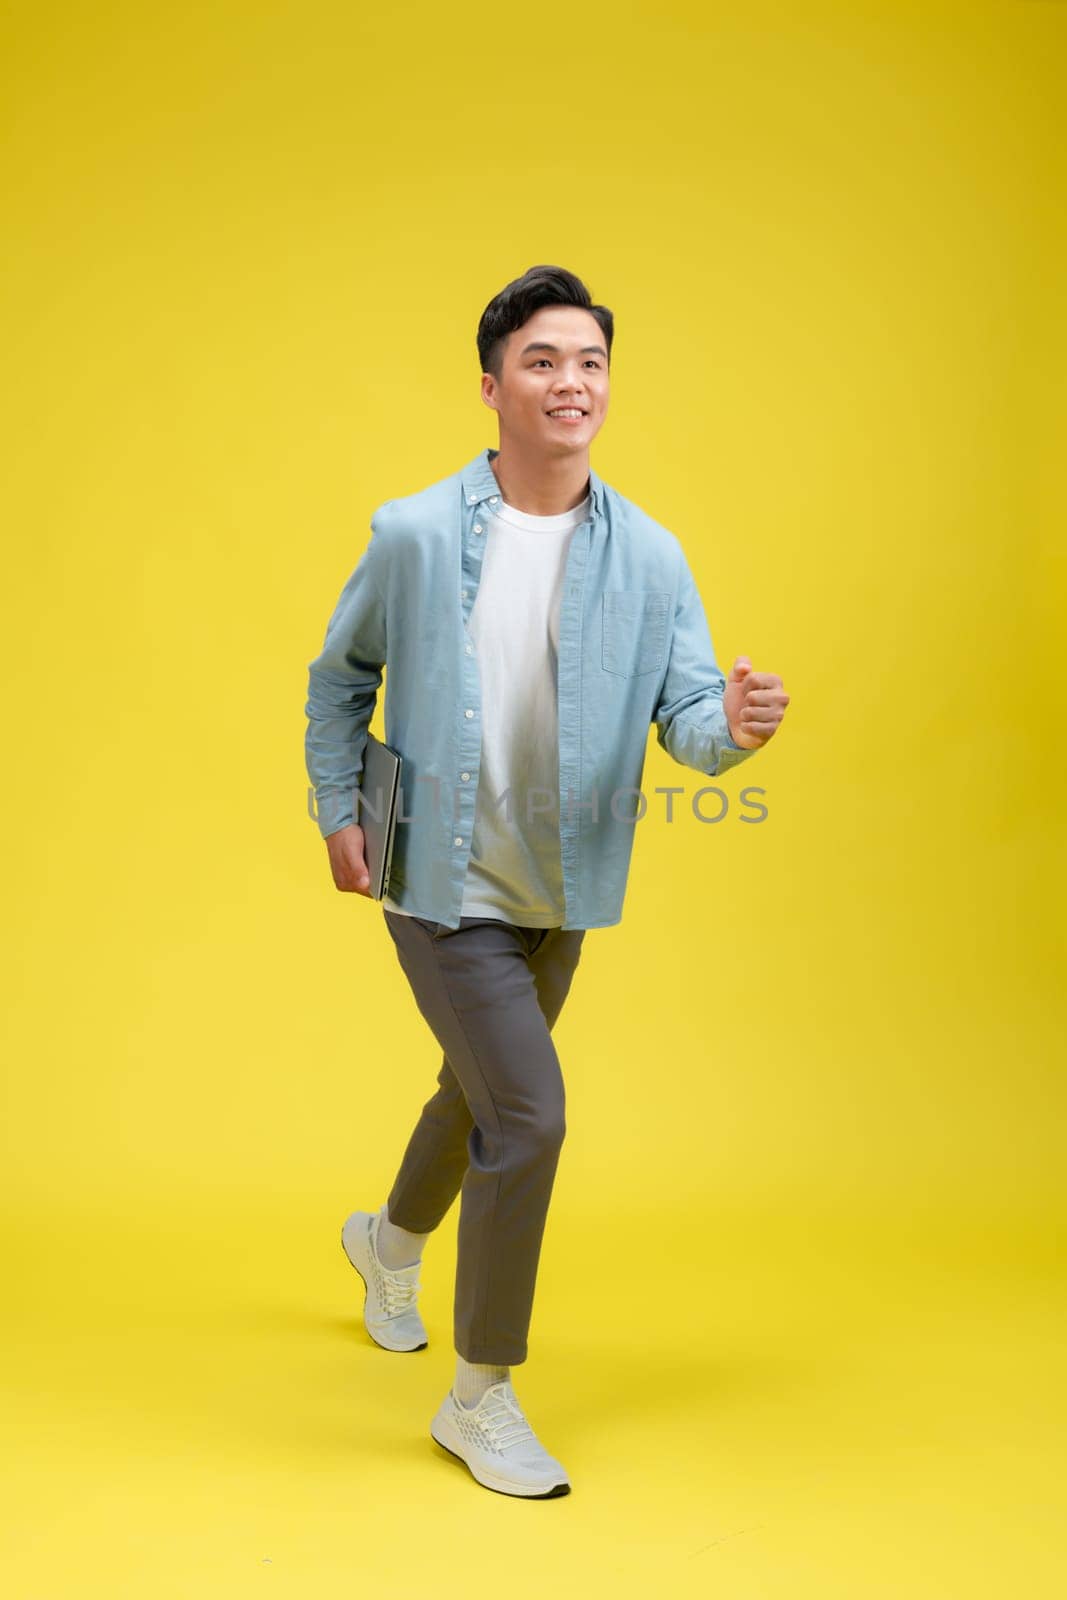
[460, 446, 604, 520]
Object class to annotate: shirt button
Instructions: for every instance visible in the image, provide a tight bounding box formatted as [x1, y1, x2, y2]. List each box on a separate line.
[464, 708, 474, 718]
[461, 772, 470, 781]
[467, 494, 477, 504]
[489, 496, 498, 504]
[465, 643, 473, 654]
[473, 523, 483, 534]
[454, 835, 463, 846]
[461, 588, 468, 599]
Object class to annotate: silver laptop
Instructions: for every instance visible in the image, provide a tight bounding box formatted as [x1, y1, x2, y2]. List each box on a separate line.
[357, 732, 402, 899]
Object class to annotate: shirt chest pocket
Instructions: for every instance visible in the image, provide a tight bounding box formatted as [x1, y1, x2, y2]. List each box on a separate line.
[602, 589, 672, 677]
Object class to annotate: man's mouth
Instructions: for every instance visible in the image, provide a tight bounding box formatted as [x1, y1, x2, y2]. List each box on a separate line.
[546, 408, 587, 420]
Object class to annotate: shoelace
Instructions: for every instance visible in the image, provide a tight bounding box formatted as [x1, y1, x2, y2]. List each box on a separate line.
[377, 1263, 421, 1317]
[472, 1391, 536, 1450]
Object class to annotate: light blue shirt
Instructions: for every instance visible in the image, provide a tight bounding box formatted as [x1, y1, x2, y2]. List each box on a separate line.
[304, 446, 760, 929]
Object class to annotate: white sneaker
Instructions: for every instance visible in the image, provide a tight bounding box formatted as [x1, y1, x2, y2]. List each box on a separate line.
[340, 1206, 428, 1353]
[430, 1379, 571, 1497]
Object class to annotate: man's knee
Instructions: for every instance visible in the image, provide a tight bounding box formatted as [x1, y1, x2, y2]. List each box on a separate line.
[523, 1099, 566, 1158]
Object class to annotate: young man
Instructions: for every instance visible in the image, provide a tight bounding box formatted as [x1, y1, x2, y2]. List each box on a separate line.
[304, 265, 789, 1499]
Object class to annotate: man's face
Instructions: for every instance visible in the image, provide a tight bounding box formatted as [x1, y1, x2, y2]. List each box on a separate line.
[481, 306, 610, 456]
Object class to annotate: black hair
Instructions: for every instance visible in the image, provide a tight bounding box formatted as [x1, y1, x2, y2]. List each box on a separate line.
[476, 264, 614, 380]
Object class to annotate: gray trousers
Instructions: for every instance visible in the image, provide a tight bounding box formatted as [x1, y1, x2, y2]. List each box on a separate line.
[381, 909, 587, 1365]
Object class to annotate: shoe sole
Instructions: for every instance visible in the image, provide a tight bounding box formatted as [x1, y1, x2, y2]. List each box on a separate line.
[340, 1221, 428, 1353]
[429, 1417, 571, 1498]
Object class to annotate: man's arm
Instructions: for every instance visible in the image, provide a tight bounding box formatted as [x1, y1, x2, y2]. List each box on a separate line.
[652, 544, 760, 778]
[304, 509, 389, 840]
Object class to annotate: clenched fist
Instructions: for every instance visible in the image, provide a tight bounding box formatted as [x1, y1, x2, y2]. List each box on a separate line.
[723, 656, 790, 749]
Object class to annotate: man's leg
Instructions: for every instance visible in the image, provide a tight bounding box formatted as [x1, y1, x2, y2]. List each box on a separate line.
[381, 911, 585, 1365]
[382, 1039, 474, 1241]
[383, 915, 586, 1236]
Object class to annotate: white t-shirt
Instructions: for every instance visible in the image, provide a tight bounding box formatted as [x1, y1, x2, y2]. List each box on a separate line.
[383, 490, 590, 928]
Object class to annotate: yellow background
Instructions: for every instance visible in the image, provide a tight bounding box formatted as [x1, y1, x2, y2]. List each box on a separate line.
[2, 0, 1064, 1594]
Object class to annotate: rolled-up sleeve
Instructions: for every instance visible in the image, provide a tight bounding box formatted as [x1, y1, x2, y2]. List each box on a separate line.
[304, 508, 390, 838]
[653, 544, 759, 779]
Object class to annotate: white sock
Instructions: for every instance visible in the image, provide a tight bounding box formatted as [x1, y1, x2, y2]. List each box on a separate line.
[454, 1354, 510, 1409]
[375, 1205, 431, 1270]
